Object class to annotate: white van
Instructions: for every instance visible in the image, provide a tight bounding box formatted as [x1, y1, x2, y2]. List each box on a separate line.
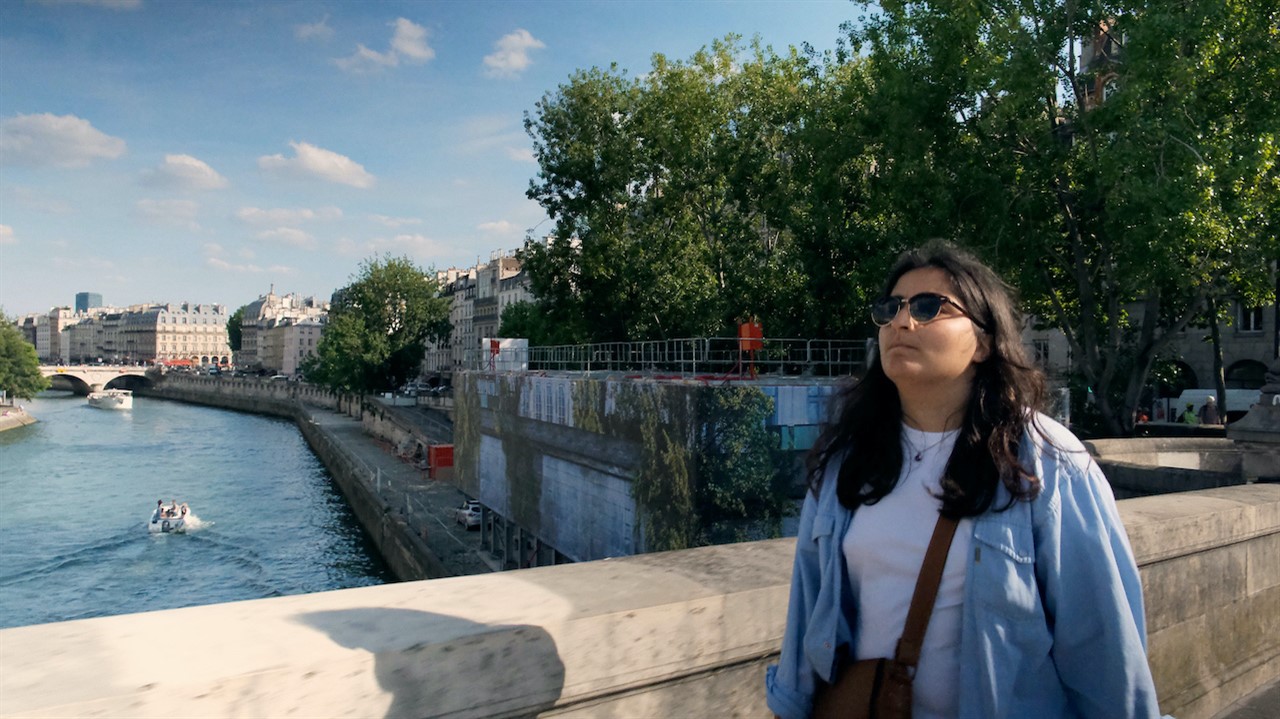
[1174, 389, 1261, 419]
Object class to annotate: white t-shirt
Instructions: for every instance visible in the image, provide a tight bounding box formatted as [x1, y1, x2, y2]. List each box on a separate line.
[842, 424, 973, 719]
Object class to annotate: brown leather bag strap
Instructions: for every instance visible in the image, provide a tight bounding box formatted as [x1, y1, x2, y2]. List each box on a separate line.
[893, 514, 960, 668]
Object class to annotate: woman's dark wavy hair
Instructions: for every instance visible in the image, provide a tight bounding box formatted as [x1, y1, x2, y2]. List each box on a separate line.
[808, 241, 1047, 517]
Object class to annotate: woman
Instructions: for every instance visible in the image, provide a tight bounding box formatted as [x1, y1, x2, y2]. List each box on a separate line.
[765, 244, 1163, 718]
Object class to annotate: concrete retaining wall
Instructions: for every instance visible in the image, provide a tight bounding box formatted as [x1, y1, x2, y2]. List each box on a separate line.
[1087, 438, 1242, 471]
[0, 407, 37, 433]
[1087, 437, 1247, 498]
[1125, 485, 1280, 719]
[3, 484, 1276, 719]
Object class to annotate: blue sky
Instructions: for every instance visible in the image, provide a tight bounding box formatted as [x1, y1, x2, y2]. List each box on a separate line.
[1, 0, 856, 317]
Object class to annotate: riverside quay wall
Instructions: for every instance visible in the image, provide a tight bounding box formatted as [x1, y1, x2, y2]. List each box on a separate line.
[141, 375, 444, 581]
[2, 484, 1277, 719]
[452, 371, 835, 561]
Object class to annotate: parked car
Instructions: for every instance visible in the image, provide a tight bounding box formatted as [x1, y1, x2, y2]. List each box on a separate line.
[454, 500, 482, 529]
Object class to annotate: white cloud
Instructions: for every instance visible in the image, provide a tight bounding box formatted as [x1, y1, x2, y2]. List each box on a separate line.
[0, 224, 15, 245]
[135, 198, 200, 230]
[477, 220, 517, 234]
[236, 205, 343, 225]
[334, 17, 432, 73]
[35, 0, 141, 9]
[206, 257, 294, 274]
[258, 141, 374, 188]
[0, 113, 126, 168]
[336, 232, 448, 257]
[368, 214, 422, 228]
[390, 18, 434, 62]
[505, 146, 536, 163]
[140, 154, 228, 190]
[203, 242, 224, 254]
[334, 44, 399, 72]
[296, 15, 334, 41]
[483, 29, 545, 78]
[258, 227, 316, 249]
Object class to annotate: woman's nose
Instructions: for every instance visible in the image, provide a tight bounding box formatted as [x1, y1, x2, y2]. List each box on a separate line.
[890, 302, 916, 329]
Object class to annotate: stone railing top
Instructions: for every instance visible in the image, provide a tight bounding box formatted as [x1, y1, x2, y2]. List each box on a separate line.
[1118, 484, 1280, 565]
[0, 540, 792, 719]
[3, 485, 1279, 718]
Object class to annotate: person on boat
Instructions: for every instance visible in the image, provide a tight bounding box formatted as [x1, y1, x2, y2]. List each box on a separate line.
[153, 499, 163, 521]
[168, 500, 178, 517]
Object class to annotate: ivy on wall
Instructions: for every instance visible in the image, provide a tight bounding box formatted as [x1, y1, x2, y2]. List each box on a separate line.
[458, 373, 792, 554]
[454, 373, 483, 497]
[620, 383, 699, 551]
[497, 375, 543, 534]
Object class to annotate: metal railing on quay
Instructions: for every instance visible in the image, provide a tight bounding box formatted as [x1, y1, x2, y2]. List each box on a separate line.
[449, 337, 868, 378]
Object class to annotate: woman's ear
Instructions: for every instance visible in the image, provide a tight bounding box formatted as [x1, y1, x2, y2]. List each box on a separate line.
[972, 330, 992, 364]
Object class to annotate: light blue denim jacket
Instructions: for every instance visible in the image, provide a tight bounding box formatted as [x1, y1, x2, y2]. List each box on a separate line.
[765, 414, 1165, 719]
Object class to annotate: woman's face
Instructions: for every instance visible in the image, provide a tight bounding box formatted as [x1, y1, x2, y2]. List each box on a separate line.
[878, 267, 989, 393]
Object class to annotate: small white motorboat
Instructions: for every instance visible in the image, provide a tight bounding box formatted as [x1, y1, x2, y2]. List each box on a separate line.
[88, 389, 133, 410]
[148, 502, 190, 534]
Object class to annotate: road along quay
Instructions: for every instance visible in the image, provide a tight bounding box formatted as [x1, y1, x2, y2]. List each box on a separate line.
[142, 375, 496, 581]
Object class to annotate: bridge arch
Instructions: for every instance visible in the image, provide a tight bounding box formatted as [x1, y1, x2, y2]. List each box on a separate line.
[40, 366, 155, 395]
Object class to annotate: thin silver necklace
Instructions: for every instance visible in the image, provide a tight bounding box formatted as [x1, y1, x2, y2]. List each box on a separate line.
[903, 429, 956, 462]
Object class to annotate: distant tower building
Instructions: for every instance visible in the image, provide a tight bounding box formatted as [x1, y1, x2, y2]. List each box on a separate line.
[75, 292, 103, 313]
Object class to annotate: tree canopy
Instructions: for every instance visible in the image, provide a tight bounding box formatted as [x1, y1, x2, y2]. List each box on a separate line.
[844, 0, 1279, 433]
[522, 38, 877, 343]
[226, 306, 245, 352]
[303, 256, 451, 393]
[521, 2, 1279, 434]
[1, 312, 49, 400]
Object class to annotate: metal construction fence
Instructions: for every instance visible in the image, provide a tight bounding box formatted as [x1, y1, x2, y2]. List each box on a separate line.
[426, 337, 870, 378]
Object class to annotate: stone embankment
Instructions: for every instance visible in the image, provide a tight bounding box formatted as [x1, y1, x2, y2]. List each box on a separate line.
[141, 375, 491, 581]
[0, 405, 37, 433]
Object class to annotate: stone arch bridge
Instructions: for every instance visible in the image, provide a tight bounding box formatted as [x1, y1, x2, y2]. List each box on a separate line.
[40, 365, 155, 394]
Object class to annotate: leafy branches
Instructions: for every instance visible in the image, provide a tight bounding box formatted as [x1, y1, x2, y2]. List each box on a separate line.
[1, 311, 49, 400]
[303, 256, 450, 394]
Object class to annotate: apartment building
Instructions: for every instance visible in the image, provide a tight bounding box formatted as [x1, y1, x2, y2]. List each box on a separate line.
[14, 302, 231, 365]
[237, 290, 328, 371]
[425, 251, 532, 374]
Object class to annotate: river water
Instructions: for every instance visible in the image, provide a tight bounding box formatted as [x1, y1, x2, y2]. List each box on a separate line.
[0, 392, 392, 629]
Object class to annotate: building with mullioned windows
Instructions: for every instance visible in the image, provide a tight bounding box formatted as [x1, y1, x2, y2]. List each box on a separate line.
[425, 248, 536, 377]
[236, 289, 329, 374]
[13, 302, 231, 365]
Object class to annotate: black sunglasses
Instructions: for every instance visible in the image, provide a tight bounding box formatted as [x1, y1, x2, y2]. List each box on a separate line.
[870, 292, 988, 331]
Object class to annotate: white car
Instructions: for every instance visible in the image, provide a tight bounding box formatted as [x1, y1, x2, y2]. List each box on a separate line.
[454, 500, 482, 529]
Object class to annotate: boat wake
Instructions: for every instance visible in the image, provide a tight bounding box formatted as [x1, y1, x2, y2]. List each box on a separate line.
[0, 528, 136, 586]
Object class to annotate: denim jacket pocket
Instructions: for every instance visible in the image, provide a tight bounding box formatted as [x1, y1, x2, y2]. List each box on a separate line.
[971, 520, 1043, 624]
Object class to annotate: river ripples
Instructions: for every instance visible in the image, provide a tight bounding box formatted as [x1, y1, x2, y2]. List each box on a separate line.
[0, 391, 391, 629]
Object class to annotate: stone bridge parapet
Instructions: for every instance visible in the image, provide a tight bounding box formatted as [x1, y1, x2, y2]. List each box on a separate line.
[1, 485, 1276, 719]
[40, 364, 152, 393]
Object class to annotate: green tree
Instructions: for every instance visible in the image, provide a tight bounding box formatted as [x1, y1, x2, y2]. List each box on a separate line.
[497, 300, 557, 345]
[846, 0, 1280, 434]
[303, 256, 451, 393]
[225, 306, 245, 352]
[1, 312, 50, 400]
[523, 38, 822, 342]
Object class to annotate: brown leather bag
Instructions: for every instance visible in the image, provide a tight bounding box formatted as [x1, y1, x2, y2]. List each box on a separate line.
[811, 515, 959, 719]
